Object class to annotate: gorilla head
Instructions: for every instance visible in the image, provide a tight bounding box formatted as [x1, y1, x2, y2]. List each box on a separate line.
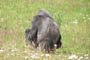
[37, 9, 51, 17]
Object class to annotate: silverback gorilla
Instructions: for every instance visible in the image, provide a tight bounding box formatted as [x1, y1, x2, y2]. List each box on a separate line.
[25, 9, 62, 52]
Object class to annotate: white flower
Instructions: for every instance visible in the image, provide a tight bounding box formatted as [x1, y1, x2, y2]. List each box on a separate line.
[84, 54, 88, 56]
[41, 54, 44, 56]
[88, 18, 90, 20]
[7, 53, 10, 56]
[11, 48, 17, 53]
[24, 50, 28, 53]
[31, 55, 36, 58]
[11, 49, 16, 52]
[68, 55, 78, 59]
[31, 55, 39, 59]
[0, 49, 4, 53]
[78, 56, 83, 60]
[79, 56, 83, 59]
[45, 54, 50, 57]
[25, 56, 29, 59]
[73, 20, 78, 24]
[85, 57, 89, 59]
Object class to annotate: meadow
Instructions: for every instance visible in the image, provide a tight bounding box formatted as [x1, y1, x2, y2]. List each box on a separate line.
[0, 0, 90, 60]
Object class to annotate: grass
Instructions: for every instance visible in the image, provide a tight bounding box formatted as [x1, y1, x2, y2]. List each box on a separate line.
[0, 0, 90, 60]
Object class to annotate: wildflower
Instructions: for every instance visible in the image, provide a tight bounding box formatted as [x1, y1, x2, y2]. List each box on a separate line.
[79, 56, 83, 59]
[84, 54, 88, 57]
[11, 49, 16, 52]
[0, 49, 4, 53]
[78, 56, 83, 60]
[73, 20, 78, 24]
[41, 54, 44, 56]
[7, 53, 10, 56]
[68, 55, 78, 59]
[45, 54, 50, 57]
[25, 56, 29, 59]
[88, 18, 90, 20]
[31, 55, 39, 59]
[24, 50, 28, 53]
[85, 57, 89, 59]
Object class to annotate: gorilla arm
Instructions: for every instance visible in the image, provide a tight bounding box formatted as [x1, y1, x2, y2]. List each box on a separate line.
[30, 20, 38, 40]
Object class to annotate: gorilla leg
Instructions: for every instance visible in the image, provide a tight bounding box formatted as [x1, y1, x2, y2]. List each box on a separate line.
[38, 40, 54, 53]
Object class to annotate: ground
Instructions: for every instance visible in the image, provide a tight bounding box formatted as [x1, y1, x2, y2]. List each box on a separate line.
[0, 0, 90, 60]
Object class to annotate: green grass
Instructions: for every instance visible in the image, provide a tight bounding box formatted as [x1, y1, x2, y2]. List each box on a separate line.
[0, 0, 90, 60]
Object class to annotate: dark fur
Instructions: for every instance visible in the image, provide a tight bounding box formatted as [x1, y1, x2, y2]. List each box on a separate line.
[25, 29, 38, 48]
[25, 9, 62, 52]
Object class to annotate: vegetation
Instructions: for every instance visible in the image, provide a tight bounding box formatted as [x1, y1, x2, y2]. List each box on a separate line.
[0, 0, 90, 60]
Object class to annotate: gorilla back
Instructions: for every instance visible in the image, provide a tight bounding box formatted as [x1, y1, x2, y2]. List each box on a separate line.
[31, 9, 62, 52]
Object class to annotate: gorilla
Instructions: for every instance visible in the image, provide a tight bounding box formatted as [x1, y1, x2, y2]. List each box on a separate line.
[25, 9, 62, 52]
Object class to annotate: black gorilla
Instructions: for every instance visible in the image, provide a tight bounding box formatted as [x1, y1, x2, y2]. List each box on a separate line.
[25, 9, 62, 52]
